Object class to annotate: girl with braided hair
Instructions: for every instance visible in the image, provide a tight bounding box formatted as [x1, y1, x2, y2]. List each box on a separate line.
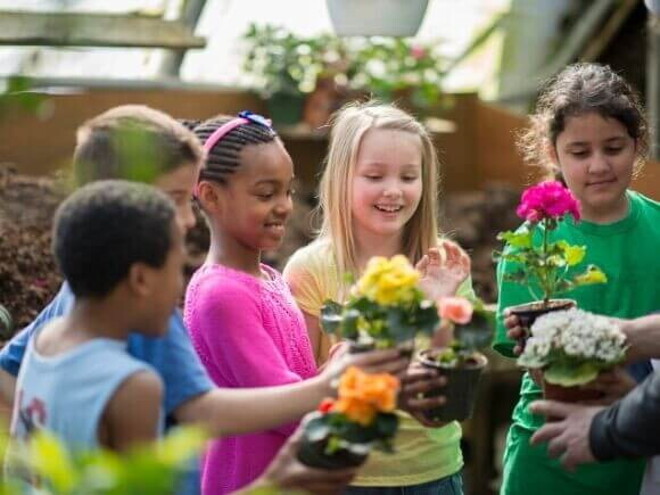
[183, 112, 409, 495]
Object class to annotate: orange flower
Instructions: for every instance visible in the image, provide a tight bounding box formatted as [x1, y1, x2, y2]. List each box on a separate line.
[438, 297, 473, 325]
[333, 367, 399, 425]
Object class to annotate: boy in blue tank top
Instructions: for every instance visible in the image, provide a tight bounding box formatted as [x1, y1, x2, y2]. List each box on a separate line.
[7, 180, 183, 481]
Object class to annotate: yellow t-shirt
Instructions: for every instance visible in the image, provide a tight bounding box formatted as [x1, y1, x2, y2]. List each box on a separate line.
[283, 238, 470, 487]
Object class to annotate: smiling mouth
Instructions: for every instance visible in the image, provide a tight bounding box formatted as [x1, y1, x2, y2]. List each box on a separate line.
[374, 205, 403, 213]
[587, 178, 616, 186]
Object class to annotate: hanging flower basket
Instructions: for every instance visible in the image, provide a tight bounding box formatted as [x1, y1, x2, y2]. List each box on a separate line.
[326, 0, 429, 37]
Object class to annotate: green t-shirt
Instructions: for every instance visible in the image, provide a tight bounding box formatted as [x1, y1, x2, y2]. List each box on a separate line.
[494, 190, 660, 495]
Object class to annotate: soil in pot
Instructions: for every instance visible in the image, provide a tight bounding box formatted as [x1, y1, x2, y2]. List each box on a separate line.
[418, 349, 488, 422]
[297, 436, 369, 470]
[507, 299, 576, 349]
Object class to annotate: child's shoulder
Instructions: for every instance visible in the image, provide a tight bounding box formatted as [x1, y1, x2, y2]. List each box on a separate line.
[188, 264, 260, 303]
[285, 238, 334, 270]
[629, 190, 660, 214]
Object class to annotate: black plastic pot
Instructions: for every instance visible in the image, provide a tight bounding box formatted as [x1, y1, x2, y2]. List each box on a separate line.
[507, 299, 576, 349]
[418, 349, 488, 422]
[296, 436, 369, 470]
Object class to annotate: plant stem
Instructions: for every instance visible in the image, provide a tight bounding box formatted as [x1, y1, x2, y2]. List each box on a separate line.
[542, 220, 550, 305]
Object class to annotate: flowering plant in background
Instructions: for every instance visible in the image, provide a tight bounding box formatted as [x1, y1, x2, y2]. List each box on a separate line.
[320, 255, 439, 349]
[297, 366, 400, 468]
[495, 181, 607, 304]
[517, 308, 627, 386]
[433, 296, 495, 367]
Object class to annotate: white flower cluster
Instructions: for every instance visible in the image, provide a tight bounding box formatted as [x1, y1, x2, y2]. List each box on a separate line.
[518, 308, 627, 368]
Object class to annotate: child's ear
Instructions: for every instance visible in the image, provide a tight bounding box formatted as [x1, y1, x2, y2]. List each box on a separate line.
[545, 141, 562, 178]
[127, 263, 155, 298]
[197, 181, 222, 213]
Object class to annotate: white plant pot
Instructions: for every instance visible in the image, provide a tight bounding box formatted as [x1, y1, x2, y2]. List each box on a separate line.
[326, 0, 429, 37]
[645, 0, 660, 15]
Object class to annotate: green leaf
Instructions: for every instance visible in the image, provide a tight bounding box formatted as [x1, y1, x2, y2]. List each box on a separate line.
[320, 300, 343, 335]
[497, 230, 532, 248]
[543, 361, 601, 387]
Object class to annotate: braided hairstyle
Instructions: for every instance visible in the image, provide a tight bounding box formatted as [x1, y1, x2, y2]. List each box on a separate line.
[192, 115, 278, 186]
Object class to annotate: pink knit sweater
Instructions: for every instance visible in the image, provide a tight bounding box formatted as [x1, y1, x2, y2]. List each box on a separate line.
[184, 263, 317, 495]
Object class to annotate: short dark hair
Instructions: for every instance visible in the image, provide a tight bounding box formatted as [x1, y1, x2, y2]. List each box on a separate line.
[192, 114, 278, 185]
[73, 105, 204, 185]
[53, 180, 176, 298]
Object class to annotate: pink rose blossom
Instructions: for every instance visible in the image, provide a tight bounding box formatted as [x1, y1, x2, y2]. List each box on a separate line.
[410, 45, 426, 60]
[438, 297, 473, 325]
[516, 181, 581, 223]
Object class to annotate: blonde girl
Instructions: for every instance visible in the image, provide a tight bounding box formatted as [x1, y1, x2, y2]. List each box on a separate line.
[284, 102, 471, 495]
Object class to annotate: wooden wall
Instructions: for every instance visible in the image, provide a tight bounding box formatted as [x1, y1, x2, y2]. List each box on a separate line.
[1, 87, 658, 199]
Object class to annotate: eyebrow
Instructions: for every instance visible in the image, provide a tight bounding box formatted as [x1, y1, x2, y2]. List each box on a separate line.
[566, 136, 628, 146]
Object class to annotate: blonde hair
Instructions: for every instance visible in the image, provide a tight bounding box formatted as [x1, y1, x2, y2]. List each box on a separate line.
[318, 101, 440, 280]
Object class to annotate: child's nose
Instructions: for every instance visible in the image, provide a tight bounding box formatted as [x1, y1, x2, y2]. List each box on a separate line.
[589, 152, 611, 174]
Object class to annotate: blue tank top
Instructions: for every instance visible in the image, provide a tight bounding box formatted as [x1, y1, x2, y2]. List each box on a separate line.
[10, 335, 158, 451]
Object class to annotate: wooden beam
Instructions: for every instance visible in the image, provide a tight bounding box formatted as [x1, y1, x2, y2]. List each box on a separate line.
[580, 0, 638, 62]
[0, 11, 206, 49]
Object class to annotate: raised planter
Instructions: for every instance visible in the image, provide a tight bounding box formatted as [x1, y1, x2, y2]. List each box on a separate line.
[326, 0, 429, 37]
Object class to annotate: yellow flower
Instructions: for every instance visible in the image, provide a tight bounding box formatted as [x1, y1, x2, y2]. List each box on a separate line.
[333, 367, 400, 426]
[354, 255, 421, 306]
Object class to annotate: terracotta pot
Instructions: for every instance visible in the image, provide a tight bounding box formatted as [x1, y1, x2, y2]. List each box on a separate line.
[297, 436, 368, 470]
[507, 299, 576, 349]
[418, 348, 488, 422]
[542, 381, 604, 403]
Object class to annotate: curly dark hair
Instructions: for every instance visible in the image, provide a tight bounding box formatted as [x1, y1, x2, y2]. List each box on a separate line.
[192, 114, 278, 185]
[53, 180, 176, 298]
[517, 63, 649, 179]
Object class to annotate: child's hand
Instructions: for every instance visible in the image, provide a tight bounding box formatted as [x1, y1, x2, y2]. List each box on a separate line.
[504, 310, 525, 355]
[320, 348, 408, 395]
[254, 419, 357, 494]
[398, 362, 450, 427]
[416, 240, 471, 301]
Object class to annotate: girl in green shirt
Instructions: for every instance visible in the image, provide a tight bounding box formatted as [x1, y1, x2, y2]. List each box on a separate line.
[495, 63, 660, 494]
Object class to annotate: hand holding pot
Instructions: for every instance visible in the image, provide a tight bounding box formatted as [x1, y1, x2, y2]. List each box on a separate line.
[503, 310, 525, 355]
[398, 362, 449, 427]
[578, 368, 636, 406]
[529, 400, 601, 471]
[321, 348, 409, 393]
[255, 420, 357, 495]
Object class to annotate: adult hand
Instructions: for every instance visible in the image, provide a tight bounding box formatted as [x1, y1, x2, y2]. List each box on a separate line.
[398, 361, 449, 427]
[250, 423, 357, 495]
[417, 240, 471, 301]
[580, 368, 636, 405]
[529, 400, 603, 471]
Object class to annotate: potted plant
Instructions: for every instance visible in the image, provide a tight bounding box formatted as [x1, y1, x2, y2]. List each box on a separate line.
[495, 181, 607, 344]
[297, 366, 400, 469]
[350, 37, 447, 115]
[320, 255, 440, 356]
[517, 308, 627, 402]
[418, 296, 495, 422]
[241, 24, 354, 126]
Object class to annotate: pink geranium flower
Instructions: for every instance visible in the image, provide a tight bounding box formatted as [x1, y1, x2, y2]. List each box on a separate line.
[438, 297, 473, 325]
[516, 181, 581, 223]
